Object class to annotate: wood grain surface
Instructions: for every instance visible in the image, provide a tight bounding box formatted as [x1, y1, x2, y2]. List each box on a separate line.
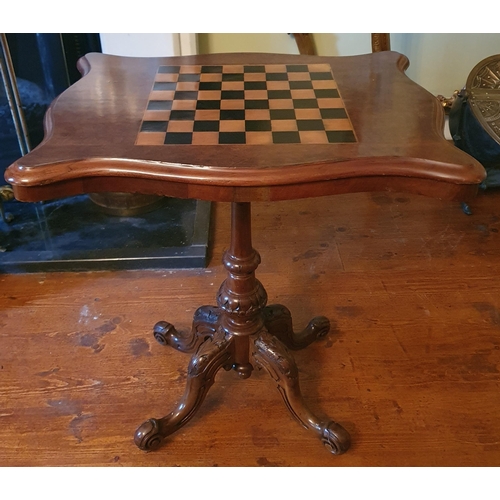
[5, 51, 485, 203]
[1, 189, 500, 466]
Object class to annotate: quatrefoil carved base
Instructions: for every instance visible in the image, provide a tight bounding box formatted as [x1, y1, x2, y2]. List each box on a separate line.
[134, 202, 350, 456]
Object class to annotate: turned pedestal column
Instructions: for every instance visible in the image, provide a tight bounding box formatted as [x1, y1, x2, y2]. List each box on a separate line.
[133, 202, 351, 455]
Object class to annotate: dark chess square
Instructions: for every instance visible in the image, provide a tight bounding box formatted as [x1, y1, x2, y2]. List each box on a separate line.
[136, 63, 357, 146]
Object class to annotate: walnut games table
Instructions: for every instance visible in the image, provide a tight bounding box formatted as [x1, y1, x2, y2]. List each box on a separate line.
[5, 51, 486, 455]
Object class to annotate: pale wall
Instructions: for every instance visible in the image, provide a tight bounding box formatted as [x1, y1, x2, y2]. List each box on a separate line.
[198, 33, 500, 97]
[100, 33, 180, 57]
[99, 34, 198, 57]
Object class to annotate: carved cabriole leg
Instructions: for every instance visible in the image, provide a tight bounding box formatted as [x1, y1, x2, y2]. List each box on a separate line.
[253, 331, 351, 455]
[263, 304, 330, 350]
[153, 305, 221, 353]
[134, 328, 234, 451]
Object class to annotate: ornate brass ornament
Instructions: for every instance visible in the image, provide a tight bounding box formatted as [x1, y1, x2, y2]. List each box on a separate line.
[448, 53, 500, 194]
[466, 54, 500, 145]
[88, 192, 167, 216]
[437, 90, 460, 112]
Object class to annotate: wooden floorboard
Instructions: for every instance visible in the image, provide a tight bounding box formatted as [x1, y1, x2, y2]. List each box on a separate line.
[1, 189, 500, 466]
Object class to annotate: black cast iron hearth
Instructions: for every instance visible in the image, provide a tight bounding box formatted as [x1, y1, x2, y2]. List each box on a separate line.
[0, 34, 212, 274]
[0, 195, 212, 273]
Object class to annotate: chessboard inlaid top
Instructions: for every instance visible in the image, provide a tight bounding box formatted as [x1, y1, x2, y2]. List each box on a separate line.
[5, 51, 486, 203]
[136, 63, 357, 146]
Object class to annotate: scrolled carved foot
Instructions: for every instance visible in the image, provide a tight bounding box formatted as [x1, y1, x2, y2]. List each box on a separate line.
[153, 321, 178, 346]
[321, 421, 351, 455]
[153, 306, 221, 353]
[306, 315, 330, 339]
[134, 418, 163, 451]
[263, 304, 330, 350]
[253, 331, 350, 455]
[135, 329, 234, 452]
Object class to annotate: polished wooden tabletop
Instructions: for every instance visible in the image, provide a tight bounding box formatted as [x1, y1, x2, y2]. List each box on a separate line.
[5, 51, 486, 203]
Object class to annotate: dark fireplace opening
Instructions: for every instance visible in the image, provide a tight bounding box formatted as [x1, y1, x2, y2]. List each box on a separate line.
[0, 33, 211, 272]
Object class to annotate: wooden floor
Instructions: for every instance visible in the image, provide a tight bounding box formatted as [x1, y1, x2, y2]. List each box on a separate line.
[1, 188, 500, 467]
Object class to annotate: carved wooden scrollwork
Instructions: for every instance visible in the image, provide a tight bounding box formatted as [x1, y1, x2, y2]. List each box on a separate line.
[217, 208, 269, 337]
[252, 331, 350, 455]
[263, 304, 330, 350]
[136, 203, 347, 455]
[134, 328, 234, 451]
[153, 305, 221, 353]
[217, 275, 268, 318]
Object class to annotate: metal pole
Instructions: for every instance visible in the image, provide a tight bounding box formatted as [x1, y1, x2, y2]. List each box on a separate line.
[0, 33, 31, 155]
